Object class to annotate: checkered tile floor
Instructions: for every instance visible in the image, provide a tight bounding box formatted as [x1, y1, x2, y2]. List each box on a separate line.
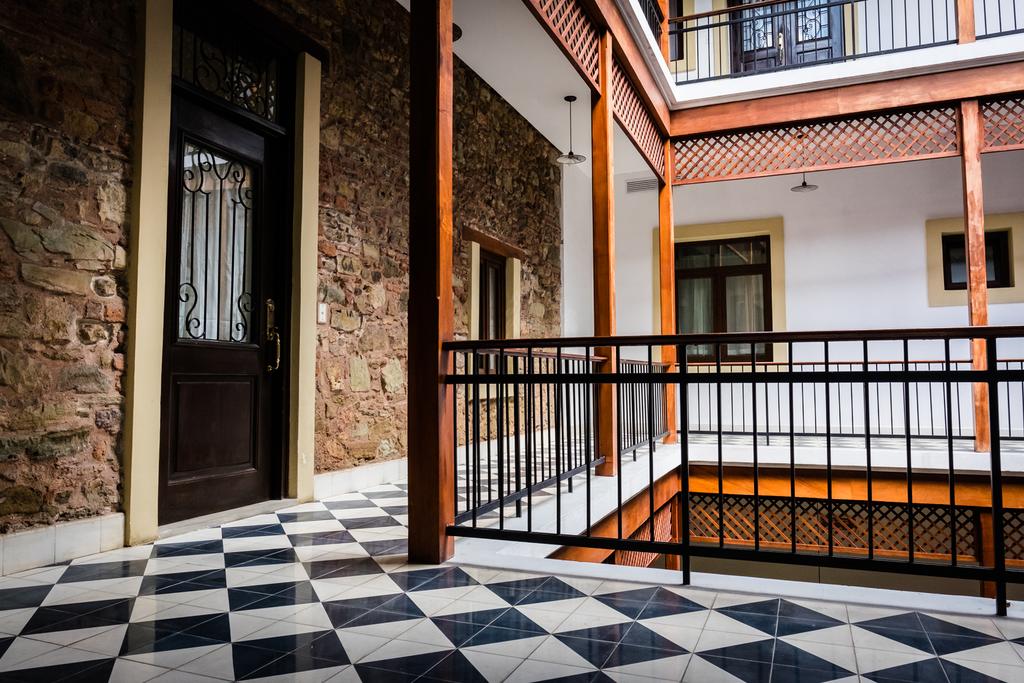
[3, 483, 1024, 682]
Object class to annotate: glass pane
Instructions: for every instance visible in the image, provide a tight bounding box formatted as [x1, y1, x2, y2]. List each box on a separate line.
[796, 0, 831, 42]
[947, 240, 967, 286]
[173, 25, 278, 121]
[719, 238, 769, 266]
[485, 265, 500, 340]
[679, 277, 713, 358]
[679, 243, 716, 269]
[726, 274, 766, 357]
[741, 2, 776, 51]
[178, 141, 255, 343]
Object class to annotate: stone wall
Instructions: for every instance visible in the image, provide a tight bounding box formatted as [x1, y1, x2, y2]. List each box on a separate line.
[0, 1, 133, 532]
[0, 0, 562, 533]
[261, 0, 563, 472]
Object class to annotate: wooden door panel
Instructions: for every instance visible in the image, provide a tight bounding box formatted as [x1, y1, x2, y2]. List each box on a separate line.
[169, 376, 256, 477]
[159, 91, 285, 525]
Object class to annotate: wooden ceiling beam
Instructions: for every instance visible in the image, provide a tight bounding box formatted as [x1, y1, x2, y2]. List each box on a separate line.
[671, 63, 1024, 137]
[580, 0, 671, 134]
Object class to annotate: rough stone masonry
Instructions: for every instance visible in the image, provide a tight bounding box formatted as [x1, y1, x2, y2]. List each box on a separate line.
[0, 0, 562, 532]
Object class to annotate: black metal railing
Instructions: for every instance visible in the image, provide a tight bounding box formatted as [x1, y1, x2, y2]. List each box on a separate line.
[669, 0, 957, 84]
[444, 326, 1024, 615]
[687, 358, 1024, 440]
[639, 0, 666, 44]
[620, 357, 671, 453]
[977, 0, 1024, 38]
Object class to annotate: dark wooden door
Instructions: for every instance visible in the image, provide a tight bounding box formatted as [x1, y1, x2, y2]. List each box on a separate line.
[730, 0, 844, 74]
[159, 94, 287, 524]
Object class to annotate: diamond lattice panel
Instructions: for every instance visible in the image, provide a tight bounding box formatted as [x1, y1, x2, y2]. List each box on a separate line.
[536, 0, 601, 88]
[674, 107, 960, 184]
[982, 96, 1024, 152]
[612, 57, 666, 177]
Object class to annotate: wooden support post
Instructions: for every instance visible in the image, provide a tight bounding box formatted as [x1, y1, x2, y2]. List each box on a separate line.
[959, 100, 991, 454]
[665, 493, 682, 570]
[956, 0, 976, 43]
[659, 139, 677, 445]
[408, 0, 455, 564]
[593, 30, 618, 477]
[658, 0, 671, 61]
[978, 511, 996, 597]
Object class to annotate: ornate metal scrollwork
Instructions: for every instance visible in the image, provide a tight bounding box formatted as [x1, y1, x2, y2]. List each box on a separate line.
[177, 140, 255, 344]
[173, 25, 278, 122]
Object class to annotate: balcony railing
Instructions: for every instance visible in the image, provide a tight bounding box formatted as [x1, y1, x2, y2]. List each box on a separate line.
[687, 358, 1024, 440]
[978, 0, 1024, 37]
[444, 325, 1024, 615]
[639, 0, 666, 44]
[668, 0, 958, 84]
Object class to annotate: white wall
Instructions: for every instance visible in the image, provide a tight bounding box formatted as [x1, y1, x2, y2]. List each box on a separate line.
[561, 162, 595, 337]
[611, 150, 1024, 339]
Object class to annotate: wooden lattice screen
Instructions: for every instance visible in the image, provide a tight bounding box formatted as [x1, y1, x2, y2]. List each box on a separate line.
[612, 57, 666, 177]
[673, 106, 961, 184]
[532, 0, 601, 89]
[614, 501, 674, 567]
[688, 493, 983, 562]
[982, 95, 1024, 153]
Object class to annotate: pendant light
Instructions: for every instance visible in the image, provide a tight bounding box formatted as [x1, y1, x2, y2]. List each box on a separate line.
[790, 130, 818, 192]
[790, 172, 818, 193]
[556, 95, 586, 165]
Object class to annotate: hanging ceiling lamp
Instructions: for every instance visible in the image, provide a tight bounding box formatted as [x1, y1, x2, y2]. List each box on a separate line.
[556, 95, 586, 165]
[790, 172, 818, 193]
[790, 131, 818, 192]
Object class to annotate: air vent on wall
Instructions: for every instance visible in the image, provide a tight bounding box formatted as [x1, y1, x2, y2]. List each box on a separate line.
[626, 177, 659, 193]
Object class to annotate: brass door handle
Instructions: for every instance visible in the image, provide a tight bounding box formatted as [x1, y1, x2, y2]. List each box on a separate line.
[266, 298, 280, 372]
[267, 328, 281, 372]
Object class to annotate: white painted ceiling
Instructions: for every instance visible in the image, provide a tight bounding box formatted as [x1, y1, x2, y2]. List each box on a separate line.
[393, 0, 653, 179]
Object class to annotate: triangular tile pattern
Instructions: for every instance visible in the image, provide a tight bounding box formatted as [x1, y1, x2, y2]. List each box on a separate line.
[1, 482, 1022, 682]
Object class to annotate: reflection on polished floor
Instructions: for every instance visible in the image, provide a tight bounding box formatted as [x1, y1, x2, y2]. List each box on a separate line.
[2, 482, 1024, 682]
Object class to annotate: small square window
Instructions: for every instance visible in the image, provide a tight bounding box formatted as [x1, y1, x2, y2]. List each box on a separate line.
[941, 231, 1012, 290]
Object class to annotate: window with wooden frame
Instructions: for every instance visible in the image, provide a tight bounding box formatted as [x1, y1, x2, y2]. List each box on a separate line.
[675, 235, 772, 361]
[941, 231, 1013, 291]
[478, 248, 506, 342]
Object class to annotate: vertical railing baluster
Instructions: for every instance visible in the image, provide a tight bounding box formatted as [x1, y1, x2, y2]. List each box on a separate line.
[864, 340, 875, 560]
[904, 339, 915, 564]
[680, 341, 691, 585]
[497, 349, 505, 530]
[648, 345, 656, 542]
[752, 342, 760, 551]
[790, 342, 797, 553]
[945, 340, 956, 566]
[586, 347, 593, 537]
[987, 337, 1007, 616]
[825, 341, 833, 557]
[555, 348, 562, 535]
[616, 345, 624, 541]
[716, 342, 724, 548]
[526, 348, 533, 532]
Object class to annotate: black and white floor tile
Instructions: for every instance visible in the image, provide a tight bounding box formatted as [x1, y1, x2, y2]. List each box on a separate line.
[2, 482, 1024, 681]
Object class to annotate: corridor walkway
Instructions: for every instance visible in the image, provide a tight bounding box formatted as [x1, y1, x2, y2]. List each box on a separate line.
[1, 483, 1023, 682]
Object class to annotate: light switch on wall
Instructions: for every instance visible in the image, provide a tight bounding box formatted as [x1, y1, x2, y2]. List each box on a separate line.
[317, 303, 328, 324]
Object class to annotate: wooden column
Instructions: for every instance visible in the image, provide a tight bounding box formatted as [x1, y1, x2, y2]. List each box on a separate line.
[593, 30, 618, 477]
[960, 100, 990, 454]
[659, 139, 678, 445]
[658, 0, 671, 61]
[408, 0, 455, 563]
[957, 0, 976, 43]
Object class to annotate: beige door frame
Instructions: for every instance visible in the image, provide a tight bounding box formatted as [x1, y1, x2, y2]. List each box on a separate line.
[123, 0, 321, 545]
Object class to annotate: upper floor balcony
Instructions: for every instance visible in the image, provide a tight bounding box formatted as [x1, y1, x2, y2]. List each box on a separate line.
[628, 0, 1024, 106]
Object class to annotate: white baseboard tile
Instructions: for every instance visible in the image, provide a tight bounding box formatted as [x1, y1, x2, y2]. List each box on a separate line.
[1, 513, 124, 576]
[313, 458, 408, 499]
